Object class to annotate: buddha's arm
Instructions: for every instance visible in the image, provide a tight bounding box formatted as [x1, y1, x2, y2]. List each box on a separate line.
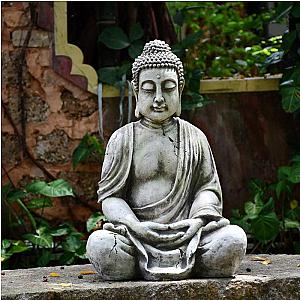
[189, 133, 223, 222]
[102, 197, 184, 243]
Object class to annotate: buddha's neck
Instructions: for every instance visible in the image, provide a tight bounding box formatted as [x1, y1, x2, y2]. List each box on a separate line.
[140, 117, 176, 132]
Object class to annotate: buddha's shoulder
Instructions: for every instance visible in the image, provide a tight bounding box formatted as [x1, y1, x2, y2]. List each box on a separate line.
[107, 123, 134, 146]
[177, 118, 208, 141]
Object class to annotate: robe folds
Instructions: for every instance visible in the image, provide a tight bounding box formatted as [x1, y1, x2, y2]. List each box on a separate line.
[97, 118, 223, 280]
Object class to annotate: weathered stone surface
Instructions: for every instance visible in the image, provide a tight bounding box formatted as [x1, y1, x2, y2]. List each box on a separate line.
[2, 133, 21, 167]
[2, 9, 29, 27]
[34, 129, 71, 163]
[26, 94, 50, 122]
[12, 30, 52, 48]
[61, 89, 98, 120]
[1, 255, 300, 300]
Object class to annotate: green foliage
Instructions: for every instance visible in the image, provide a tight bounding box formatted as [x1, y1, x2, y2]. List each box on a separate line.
[271, 2, 300, 113]
[2, 177, 106, 269]
[231, 156, 300, 252]
[86, 212, 107, 232]
[98, 22, 145, 86]
[26, 179, 74, 197]
[168, 2, 275, 78]
[72, 133, 105, 168]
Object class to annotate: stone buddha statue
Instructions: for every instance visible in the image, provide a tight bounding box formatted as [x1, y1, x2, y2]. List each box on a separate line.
[86, 40, 247, 281]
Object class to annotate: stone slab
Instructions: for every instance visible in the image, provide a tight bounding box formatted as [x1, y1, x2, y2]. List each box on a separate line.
[1, 255, 300, 300]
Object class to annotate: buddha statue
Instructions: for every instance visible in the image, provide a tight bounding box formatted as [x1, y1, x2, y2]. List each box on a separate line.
[86, 40, 247, 281]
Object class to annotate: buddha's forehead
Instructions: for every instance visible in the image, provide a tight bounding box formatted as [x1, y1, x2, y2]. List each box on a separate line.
[139, 68, 178, 83]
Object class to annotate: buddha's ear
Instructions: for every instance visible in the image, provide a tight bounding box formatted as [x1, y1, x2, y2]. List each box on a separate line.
[176, 79, 185, 117]
[131, 80, 141, 119]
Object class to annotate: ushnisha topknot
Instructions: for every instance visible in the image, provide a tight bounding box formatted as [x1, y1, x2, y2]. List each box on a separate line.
[131, 39, 184, 92]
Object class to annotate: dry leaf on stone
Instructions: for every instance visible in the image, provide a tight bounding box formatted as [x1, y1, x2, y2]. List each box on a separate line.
[59, 283, 72, 287]
[251, 256, 272, 265]
[297, 262, 300, 267]
[79, 270, 97, 275]
[49, 272, 60, 277]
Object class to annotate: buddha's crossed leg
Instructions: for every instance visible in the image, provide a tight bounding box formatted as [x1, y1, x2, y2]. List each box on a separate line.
[193, 224, 247, 277]
[86, 224, 247, 280]
[86, 229, 137, 280]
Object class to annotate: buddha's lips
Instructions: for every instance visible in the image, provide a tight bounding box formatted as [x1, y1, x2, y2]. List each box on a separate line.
[152, 105, 167, 112]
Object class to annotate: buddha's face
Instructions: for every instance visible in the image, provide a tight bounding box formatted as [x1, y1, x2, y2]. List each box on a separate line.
[136, 68, 180, 123]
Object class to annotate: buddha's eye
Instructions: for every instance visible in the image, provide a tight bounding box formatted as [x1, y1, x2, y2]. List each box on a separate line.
[141, 82, 155, 93]
[163, 80, 176, 92]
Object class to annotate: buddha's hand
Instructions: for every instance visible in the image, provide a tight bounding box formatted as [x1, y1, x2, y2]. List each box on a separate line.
[160, 218, 204, 248]
[128, 221, 185, 244]
[202, 217, 230, 233]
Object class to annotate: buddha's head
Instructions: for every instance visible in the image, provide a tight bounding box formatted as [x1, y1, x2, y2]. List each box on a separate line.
[132, 40, 185, 123]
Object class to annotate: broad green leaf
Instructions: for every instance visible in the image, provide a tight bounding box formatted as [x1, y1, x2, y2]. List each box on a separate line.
[23, 227, 53, 248]
[87, 135, 105, 155]
[98, 26, 130, 50]
[72, 143, 91, 168]
[249, 179, 266, 196]
[8, 240, 30, 254]
[86, 212, 106, 232]
[289, 164, 300, 183]
[26, 179, 74, 197]
[128, 40, 144, 59]
[27, 197, 53, 209]
[286, 206, 300, 220]
[50, 224, 70, 237]
[7, 190, 27, 203]
[284, 219, 300, 229]
[280, 85, 300, 113]
[251, 212, 280, 243]
[37, 249, 52, 267]
[278, 166, 292, 180]
[2, 239, 11, 249]
[63, 235, 82, 252]
[261, 197, 275, 214]
[129, 23, 144, 42]
[98, 67, 120, 85]
[244, 197, 263, 219]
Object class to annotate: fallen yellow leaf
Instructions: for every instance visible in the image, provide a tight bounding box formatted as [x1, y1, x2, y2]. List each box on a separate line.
[251, 256, 272, 265]
[297, 262, 300, 267]
[60, 283, 72, 287]
[261, 259, 272, 265]
[49, 272, 60, 277]
[79, 270, 97, 275]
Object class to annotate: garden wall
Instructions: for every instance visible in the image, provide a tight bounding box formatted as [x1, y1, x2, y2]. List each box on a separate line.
[182, 91, 299, 217]
[1, 2, 104, 228]
[2, 2, 298, 229]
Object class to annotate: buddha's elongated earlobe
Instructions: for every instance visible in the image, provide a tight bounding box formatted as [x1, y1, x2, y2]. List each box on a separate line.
[176, 79, 185, 116]
[131, 80, 141, 119]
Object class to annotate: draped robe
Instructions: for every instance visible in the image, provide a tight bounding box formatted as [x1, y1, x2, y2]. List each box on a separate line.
[98, 118, 223, 280]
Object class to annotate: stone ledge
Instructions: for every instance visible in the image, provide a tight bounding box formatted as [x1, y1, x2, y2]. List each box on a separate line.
[1, 255, 300, 300]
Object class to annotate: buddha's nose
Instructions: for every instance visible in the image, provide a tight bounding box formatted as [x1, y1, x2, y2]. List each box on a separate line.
[154, 94, 165, 105]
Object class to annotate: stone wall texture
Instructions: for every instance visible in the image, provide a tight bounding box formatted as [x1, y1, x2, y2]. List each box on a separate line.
[1, 2, 102, 225]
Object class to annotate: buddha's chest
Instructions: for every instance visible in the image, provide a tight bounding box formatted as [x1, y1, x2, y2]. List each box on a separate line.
[132, 127, 178, 180]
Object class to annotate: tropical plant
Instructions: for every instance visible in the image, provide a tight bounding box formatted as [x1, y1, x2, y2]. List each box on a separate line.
[1, 178, 106, 269]
[231, 155, 300, 253]
[97, 23, 145, 88]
